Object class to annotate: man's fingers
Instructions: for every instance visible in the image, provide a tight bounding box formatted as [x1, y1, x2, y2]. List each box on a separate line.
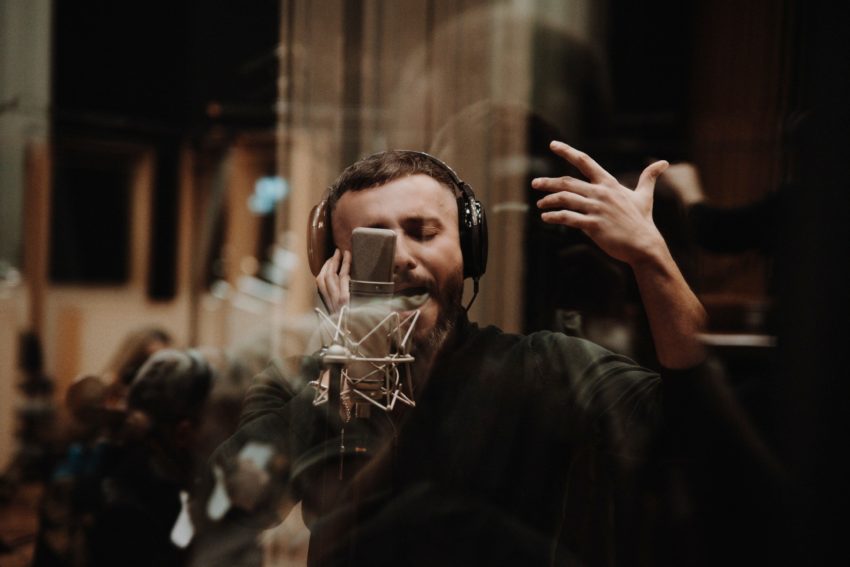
[339, 250, 351, 278]
[636, 160, 669, 196]
[540, 209, 589, 229]
[326, 250, 341, 305]
[338, 250, 351, 306]
[531, 176, 597, 197]
[316, 251, 332, 302]
[324, 248, 340, 275]
[316, 275, 329, 309]
[548, 140, 617, 184]
[317, 249, 342, 311]
[536, 191, 595, 214]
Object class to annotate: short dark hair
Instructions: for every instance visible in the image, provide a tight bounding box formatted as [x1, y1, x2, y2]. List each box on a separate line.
[128, 349, 212, 428]
[328, 150, 461, 212]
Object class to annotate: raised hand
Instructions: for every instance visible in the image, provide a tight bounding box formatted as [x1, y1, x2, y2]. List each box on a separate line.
[533, 140, 706, 369]
[532, 140, 669, 267]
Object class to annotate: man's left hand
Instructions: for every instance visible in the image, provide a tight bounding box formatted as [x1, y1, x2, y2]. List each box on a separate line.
[532, 140, 669, 267]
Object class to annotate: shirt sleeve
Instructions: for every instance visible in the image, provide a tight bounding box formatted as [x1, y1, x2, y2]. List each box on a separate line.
[529, 332, 664, 467]
[199, 357, 318, 532]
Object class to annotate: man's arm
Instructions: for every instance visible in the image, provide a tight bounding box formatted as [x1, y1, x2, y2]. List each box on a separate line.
[533, 141, 706, 369]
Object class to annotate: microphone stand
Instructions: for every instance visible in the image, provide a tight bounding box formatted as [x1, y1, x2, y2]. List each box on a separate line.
[311, 305, 419, 479]
[322, 343, 347, 479]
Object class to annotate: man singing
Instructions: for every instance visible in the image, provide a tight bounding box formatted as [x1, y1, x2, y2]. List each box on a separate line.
[203, 141, 708, 567]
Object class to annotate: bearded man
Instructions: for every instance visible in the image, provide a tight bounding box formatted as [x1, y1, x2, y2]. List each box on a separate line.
[201, 141, 708, 567]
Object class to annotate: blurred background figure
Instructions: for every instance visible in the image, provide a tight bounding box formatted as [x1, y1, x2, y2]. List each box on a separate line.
[27, 325, 175, 551]
[101, 326, 173, 414]
[33, 348, 217, 567]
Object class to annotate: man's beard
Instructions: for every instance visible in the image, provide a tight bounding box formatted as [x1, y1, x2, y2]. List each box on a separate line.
[410, 278, 463, 385]
[416, 302, 459, 356]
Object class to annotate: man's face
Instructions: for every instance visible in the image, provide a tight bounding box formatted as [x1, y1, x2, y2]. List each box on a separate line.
[332, 174, 465, 346]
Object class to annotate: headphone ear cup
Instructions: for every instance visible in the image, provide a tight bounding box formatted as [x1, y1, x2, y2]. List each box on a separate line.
[459, 194, 488, 280]
[475, 201, 488, 277]
[308, 199, 332, 276]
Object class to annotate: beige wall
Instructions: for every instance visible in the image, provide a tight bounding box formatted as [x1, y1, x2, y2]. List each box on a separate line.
[35, 135, 283, 389]
[31, 145, 195, 394]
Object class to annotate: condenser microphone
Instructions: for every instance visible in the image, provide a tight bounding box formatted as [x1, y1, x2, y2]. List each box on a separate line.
[345, 228, 397, 418]
[310, 227, 418, 428]
[349, 227, 396, 305]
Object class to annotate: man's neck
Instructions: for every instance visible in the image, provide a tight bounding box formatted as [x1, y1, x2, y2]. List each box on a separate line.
[410, 311, 468, 391]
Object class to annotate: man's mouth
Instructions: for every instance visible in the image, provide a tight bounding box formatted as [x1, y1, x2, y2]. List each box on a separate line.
[390, 287, 430, 310]
[395, 286, 429, 297]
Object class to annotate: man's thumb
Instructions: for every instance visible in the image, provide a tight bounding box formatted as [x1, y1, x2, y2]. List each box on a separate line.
[636, 160, 669, 196]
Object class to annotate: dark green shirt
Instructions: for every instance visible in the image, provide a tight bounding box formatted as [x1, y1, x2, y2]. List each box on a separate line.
[209, 316, 700, 566]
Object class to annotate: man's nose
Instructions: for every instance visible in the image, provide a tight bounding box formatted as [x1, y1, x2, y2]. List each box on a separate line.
[393, 237, 417, 274]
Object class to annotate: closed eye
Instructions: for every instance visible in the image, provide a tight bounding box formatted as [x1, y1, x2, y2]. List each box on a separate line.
[402, 218, 441, 241]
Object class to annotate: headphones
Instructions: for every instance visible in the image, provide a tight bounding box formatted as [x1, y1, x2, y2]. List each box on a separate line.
[307, 151, 488, 284]
[186, 348, 214, 390]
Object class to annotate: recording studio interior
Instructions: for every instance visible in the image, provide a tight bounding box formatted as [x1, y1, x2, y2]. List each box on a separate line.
[1, 1, 848, 566]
